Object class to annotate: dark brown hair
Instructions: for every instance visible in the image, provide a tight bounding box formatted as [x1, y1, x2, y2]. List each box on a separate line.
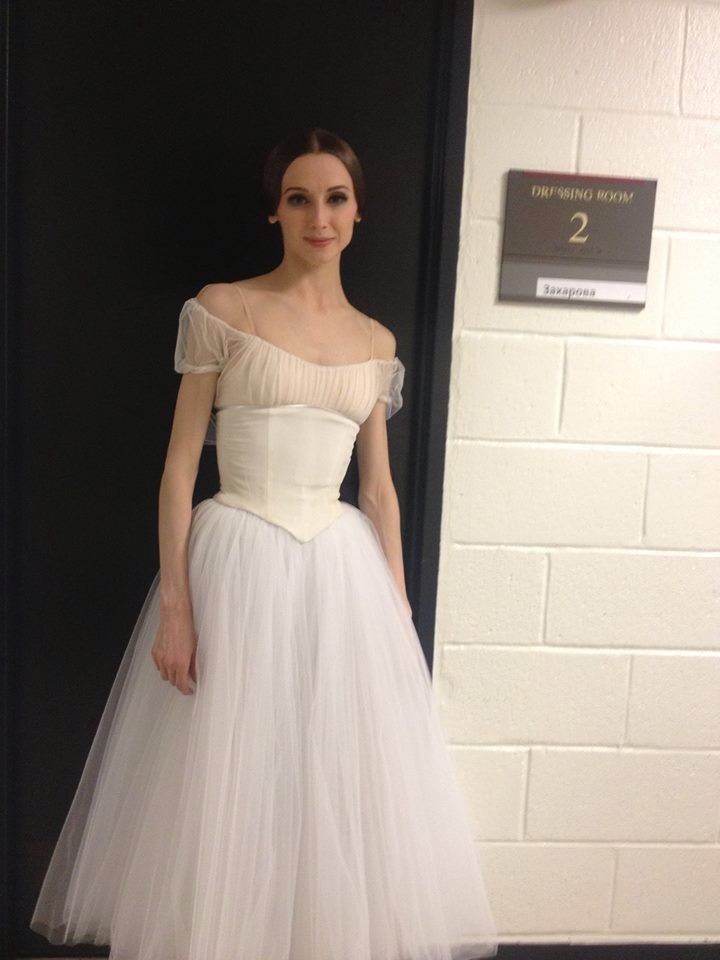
[262, 127, 366, 219]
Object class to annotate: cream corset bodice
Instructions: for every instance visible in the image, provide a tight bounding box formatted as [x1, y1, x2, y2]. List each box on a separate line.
[174, 297, 405, 541]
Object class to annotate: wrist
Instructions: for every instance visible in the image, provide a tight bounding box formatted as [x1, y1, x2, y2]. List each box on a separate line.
[159, 581, 192, 612]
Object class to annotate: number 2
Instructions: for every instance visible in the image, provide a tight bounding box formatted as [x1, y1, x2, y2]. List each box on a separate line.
[569, 211, 589, 244]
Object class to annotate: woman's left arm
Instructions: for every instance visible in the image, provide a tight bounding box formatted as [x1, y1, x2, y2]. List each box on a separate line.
[356, 401, 411, 617]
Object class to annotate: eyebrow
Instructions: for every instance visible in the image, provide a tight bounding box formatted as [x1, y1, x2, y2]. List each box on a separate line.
[282, 185, 350, 194]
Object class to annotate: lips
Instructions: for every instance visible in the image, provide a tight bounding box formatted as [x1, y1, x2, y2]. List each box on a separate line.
[305, 237, 333, 246]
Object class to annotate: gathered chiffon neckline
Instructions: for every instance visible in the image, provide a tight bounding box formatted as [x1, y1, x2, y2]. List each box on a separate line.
[187, 298, 396, 370]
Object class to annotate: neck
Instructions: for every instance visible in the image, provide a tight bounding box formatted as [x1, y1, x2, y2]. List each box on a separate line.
[268, 254, 348, 310]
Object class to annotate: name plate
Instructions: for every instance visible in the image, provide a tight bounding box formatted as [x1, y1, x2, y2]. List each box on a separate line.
[499, 170, 657, 306]
[536, 278, 647, 303]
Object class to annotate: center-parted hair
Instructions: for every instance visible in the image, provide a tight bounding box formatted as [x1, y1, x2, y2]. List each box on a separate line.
[262, 127, 366, 219]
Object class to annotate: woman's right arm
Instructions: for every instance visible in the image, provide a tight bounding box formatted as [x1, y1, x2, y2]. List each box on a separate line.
[152, 371, 217, 694]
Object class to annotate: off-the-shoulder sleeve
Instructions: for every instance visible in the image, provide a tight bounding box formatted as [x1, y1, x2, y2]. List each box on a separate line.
[377, 357, 405, 420]
[174, 299, 228, 374]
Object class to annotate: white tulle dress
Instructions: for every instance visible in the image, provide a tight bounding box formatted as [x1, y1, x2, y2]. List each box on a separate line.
[29, 291, 499, 960]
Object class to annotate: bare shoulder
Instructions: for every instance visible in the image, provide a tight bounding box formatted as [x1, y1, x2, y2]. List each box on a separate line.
[194, 281, 253, 332]
[197, 275, 278, 317]
[195, 281, 234, 313]
[371, 319, 397, 362]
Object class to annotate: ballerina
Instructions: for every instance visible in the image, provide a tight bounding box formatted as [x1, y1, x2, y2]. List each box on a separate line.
[30, 126, 498, 960]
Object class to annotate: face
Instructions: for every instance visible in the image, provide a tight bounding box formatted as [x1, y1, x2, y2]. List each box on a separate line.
[271, 152, 360, 260]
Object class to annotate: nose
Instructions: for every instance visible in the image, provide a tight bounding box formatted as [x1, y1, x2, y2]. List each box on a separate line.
[308, 200, 330, 228]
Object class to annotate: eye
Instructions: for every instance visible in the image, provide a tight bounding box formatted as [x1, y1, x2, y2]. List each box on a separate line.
[286, 192, 349, 206]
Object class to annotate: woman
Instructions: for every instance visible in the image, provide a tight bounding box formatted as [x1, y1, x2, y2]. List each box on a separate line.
[30, 127, 498, 960]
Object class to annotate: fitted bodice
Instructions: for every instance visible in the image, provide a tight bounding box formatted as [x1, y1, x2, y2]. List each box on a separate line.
[174, 296, 405, 541]
[212, 404, 361, 541]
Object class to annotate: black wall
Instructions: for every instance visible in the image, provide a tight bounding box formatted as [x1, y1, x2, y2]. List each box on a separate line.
[2, 0, 474, 953]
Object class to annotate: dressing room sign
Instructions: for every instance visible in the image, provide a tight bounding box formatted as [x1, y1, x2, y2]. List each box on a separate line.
[499, 170, 657, 306]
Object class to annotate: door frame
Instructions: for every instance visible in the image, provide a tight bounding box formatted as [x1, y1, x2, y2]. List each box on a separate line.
[406, 0, 474, 673]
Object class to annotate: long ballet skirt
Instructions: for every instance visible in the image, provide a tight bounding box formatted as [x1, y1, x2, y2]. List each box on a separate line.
[29, 294, 498, 960]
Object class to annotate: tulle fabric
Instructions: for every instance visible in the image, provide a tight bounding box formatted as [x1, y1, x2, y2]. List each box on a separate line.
[378, 355, 405, 420]
[174, 299, 228, 374]
[173, 299, 405, 447]
[200, 360, 404, 446]
[30, 497, 498, 960]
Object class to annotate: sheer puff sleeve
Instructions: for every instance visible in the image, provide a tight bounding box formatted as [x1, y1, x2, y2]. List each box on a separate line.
[174, 299, 228, 374]
[378, 357, 406, 420]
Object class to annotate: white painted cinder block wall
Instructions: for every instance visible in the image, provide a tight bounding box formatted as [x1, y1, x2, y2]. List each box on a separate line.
[433, 0, 720, 947]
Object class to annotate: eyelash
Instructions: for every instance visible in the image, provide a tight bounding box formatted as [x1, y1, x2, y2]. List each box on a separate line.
[287, 193, 348, 205]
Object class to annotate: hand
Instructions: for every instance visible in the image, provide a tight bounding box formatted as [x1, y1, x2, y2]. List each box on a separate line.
[151, 610, 198, 695]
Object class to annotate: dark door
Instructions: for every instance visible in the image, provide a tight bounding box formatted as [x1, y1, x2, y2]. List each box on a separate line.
[3, 0, 474, 954]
